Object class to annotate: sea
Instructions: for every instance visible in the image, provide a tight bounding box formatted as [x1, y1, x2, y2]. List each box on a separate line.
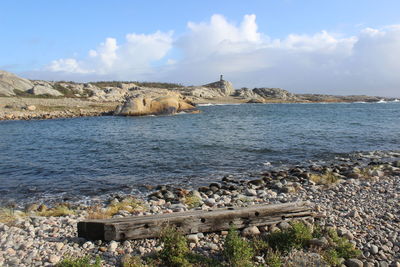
[1, 101, 399, 205]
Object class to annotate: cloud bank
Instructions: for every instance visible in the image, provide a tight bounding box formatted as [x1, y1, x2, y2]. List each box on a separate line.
[32, 14, 400, 96]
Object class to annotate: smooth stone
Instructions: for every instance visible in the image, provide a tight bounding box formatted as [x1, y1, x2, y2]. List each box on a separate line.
[242, 226, 260, 236]
[370, 245, 379, 254]
[49, 255, 61, 264]
[187, 234, 199, 243]
[244, 189, 257, 196]
[345, 258, 363, 267]
[278, 221, 291, 230]
[108, 241, 118, 252]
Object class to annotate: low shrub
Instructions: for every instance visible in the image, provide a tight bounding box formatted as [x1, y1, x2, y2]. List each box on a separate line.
[159, 226, 191, 267]
[223, 227, 254, 267]
[266, 221, 312, 252]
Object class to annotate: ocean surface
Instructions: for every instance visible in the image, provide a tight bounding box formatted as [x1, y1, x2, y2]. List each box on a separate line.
[1, 102, 400, 204]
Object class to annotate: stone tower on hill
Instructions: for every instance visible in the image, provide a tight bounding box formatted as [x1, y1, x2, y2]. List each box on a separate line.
[203, 75, 234, 96]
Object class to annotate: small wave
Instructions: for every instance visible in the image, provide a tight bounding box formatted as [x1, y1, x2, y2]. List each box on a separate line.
[377, 99, 387, 103]
[197, 103, 214, 106]
[392, 99, 399, 103]
[197, 103, 242, 106]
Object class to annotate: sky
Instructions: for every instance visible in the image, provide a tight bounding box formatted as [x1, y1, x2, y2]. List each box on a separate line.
[1, 0, 400, 96]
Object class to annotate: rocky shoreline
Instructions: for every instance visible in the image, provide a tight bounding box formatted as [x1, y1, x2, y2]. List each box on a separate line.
[1, 69, 398, 121]
[0, 150, 399, 266]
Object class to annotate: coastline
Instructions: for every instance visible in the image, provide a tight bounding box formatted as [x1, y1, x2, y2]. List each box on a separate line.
[1, 150, 399, 266]
[0, 96, 397, 121]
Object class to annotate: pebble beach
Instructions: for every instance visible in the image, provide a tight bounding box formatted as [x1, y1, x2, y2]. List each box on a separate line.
[1, 151, 399, 266]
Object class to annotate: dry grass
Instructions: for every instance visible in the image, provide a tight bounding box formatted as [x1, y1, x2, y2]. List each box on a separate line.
[87, 197, 145, 219]
[309, 172, 339, 185]
[355, 165, 383, 179]
[182, 195, 202, 209]
[0, 208, 27, 224]
[36, 205, 75, 217]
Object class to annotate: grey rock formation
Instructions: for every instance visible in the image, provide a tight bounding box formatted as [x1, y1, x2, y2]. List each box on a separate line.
[203, 80, 235, 96]
[234, 88, 260, 99]
[29, 83, 63, 96]
[0, 70, 34, 96]
[253, 87, 296, 100]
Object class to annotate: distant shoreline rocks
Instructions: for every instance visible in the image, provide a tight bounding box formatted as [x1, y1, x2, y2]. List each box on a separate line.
[0, 70, 398, 121]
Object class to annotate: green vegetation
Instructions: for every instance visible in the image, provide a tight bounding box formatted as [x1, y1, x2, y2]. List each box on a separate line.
[56, 255, 101, 267]
[264, 249, 283, 267]
[324, 228, 361, 264]
[159, 226, 191, 267]
[266, 221, 313, 252]
[13, 89, 57, 98]
[223, 227, 254, 267]
[121, 255, 146, 267]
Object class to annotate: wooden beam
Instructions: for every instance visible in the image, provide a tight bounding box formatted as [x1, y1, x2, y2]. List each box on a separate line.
[78, 202, 312, 241]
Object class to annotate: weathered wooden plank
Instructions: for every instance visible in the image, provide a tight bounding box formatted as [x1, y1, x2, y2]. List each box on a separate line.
[78, 201, 312, 241]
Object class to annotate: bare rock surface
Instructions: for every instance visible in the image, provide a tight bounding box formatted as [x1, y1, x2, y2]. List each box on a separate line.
[0, 70, 34, 96]
[115, 95, 195, 116]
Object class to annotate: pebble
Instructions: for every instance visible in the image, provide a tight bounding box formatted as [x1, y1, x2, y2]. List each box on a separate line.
[345, 258, 363, 267]
[187, 234, 199, 243]
[108, 241, 118, 252]
[371, 245, 379, 254]
[49, 255, 61, 264]
[242, 226, 260, 236]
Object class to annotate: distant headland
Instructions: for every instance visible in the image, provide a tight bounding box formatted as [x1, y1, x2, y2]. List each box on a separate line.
[0, 70, 396, 120]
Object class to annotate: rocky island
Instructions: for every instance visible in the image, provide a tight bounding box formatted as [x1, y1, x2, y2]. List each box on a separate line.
[0, 70, 395, 121]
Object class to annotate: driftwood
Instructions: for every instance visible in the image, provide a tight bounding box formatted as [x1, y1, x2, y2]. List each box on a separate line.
[78, 201, 312, 241]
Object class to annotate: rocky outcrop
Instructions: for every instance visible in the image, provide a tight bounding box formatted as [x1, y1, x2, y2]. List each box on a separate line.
[295, 94, 382, 102]
[203, 80, 235, 96]
[29, 82, 63, 96]
[115, 95, 195, 116]
[234, 88, 261, 99]
[0, 70, 34, 96]
[253, 88, 296, 100]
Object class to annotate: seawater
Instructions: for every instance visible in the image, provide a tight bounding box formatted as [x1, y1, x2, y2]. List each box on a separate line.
[1, 102, 399, 203]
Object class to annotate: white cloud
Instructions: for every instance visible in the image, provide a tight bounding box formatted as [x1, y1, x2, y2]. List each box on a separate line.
[46, 31, 173, 80]
[35, 14, 400, 96]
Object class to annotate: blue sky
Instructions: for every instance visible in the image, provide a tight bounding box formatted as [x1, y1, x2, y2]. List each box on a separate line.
[1, 0, 400, 96]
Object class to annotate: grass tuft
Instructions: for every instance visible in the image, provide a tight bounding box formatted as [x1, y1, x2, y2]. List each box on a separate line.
[56, 255, 101, 267]
[86, 197, 145, 219]
[37, 205, 75, 217]
[183, 194, 202, 209]
[309, 171, 339, 185]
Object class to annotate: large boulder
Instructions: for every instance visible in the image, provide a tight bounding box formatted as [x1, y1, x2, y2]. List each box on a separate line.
[115, 95, 195, 116]
[28, 83, 63, 96]
[0, 70, 34, 96]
